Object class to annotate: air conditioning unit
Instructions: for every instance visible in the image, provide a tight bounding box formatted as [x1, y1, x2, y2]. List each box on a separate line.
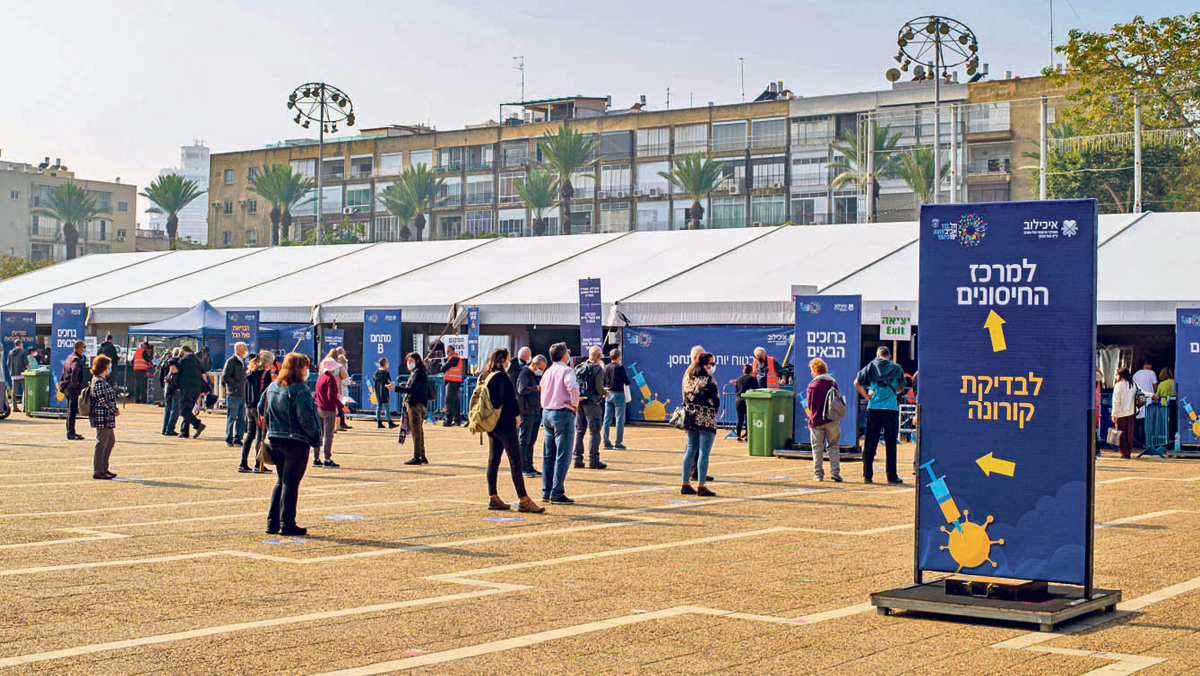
[729, 186, 740, 195]
[116, 235, 126, 242]
[596, 190, 608, 200]
[342, 206, 356, 215]
[752, 221, 764, 227]
[648, 188, 660, 197]
[634, 189, 646, 197]
[770, 181, 784, 189]
[616, 191, 627, 199]
[211, 201, 221, 208]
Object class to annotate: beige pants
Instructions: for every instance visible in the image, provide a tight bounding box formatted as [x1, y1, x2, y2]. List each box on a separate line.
[810, 421, 841, 480]
[316, 409, 337, 462]
[94, 427, 115, 475]
[408, 404, 426, 459]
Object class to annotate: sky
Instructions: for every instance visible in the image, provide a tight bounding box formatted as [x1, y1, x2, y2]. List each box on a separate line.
[3, 0, 1193, 222]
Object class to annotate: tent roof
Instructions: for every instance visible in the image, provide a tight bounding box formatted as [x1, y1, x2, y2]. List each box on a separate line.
[0, 251, 169, 317]
[128, 300, 281, 339]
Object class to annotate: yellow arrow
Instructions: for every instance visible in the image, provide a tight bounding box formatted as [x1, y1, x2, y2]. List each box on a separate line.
[983, 310, 1007, 352]
[976, 452, 1016, 477]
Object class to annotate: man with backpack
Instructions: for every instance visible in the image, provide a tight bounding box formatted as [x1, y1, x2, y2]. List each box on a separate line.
[572, 346, 607, 470]
[806, 358, 844, 482]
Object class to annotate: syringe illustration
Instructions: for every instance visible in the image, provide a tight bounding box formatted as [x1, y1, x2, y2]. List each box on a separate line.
[625, 361, 670, 422]
[625, 362, 652, 400]
[921, 458, 963, 534]
[1181, 396, 1200, 438]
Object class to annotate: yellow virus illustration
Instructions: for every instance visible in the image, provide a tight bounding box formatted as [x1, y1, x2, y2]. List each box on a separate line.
[643, 396, 671, 422]
[939, 510, 1004, 573]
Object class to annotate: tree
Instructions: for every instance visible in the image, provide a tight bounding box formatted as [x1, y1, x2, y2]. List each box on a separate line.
[537, 126, 597, 235]
[378, 179, 416, 241]
[140, 173, 205, 249]
[894, 145, 951, 207]
[282, 217, 365, 246]
[30, 183, 106, 260]
[394, 164, 444, 242]
[658, 153, 725, 230]
[0, 255, 54, 280]
[829, 123, 902, 221]
[513, 170, 559, 236]
[248, 164, 314, 245]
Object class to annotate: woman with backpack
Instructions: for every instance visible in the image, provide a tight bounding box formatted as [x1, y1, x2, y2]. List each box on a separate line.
[479, 348, 544, 513]
[88, 355, 120, 480]
[1111, 367, 1137, 459]
[806, 358, 843, 482]
[680, 352, 720, 497]
[395, 352, 430, 465]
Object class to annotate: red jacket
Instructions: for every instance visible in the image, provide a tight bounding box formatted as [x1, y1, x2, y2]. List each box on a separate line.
[315, 372, 340, 412]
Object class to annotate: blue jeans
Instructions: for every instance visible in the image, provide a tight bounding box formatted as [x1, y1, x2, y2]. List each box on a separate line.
[519, 410, 542, 473]
[541, 409, 575, 499]
[603, 392, 627, 446]
[225, 395, 246, 443]
[682, 428, 716, 484]
[162, 391, 181, 434]
[375, 402, 394, 424]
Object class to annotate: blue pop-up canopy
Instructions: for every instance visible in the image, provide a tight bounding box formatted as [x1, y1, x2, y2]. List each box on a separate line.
[128, 300, 278, 339]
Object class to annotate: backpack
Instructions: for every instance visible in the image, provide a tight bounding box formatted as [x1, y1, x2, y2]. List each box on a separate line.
[822, 380, 847, 423]
[467, 372, 500, 434]
[1132, 383, 1147, 409]
[575, 362, 606, 403]
[78, 381, 94, 417]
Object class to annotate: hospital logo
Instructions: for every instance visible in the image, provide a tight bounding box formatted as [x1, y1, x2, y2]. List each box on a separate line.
[798, 302, 822, 315]
[1062, 220, 1078, 237]
[1023, 217, 1076, 240]
[834, 303, 855, 312]
[368, 314, 378, 323]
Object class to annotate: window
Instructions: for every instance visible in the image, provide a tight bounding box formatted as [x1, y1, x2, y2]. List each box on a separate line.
[117, 201, 128, 212]
[350, 155, 373, 179]
[636, 161, 669, 195]
[968, 185, 1010, 202]
[223, 169, 234, 185]
[636, 128, 670, 156]
[223, 201, 233, 215]
[570, 203, 593, 232]
[379, 153, 403, 175]
[750, 156, 786, 189]
[715, 157, 747, 191]
[346, 187, 372, 209]
[88, 190, 112, 213]
[599, 202, 631, 233]
[599, 131, 633, 159]
[466, 175, 494, 206]
[674, 124, 708, 154]
[792, 155, 828, 188]
[292, 190, 316, 215]
[499, 172, 523, 204]
[290, 159, 316, 178]
[674, 199, 708, 229]
[712, 121, 748, 152]
[222, 231, 232, 246]
[751, 118, 786, 149]
[969, 145, 1011, 175]
[247, 167, 258, 181]
[439, 214, 463, 238]
[96, 220, 107, 241]
[320, 185, 342, 212]
[968, 102, 1011, 133]
[791, 117, 835, 148]
[498, 208, 525, 236]
[247, 198, 258, 214]
[710, 196, 746, 229]
[437, 147, 463, 171]
[246, 229, 258, 245]
[29, 215, 40, 235]
[600, 163, 631, 194]
[466, 145, 494, 170]
[438, 177, 462, 207]
[502, 140, 529, 167]
[322, 158, 345, 180]
[751, 194, 786, 226]
[791, 192, 825, 225]
[541, 134, 595, 163]
[832, 193, 858, 224]
[466, 209, 493, 235]
[116, 228, 127, 240]
[636, 201, 669, 231]
[410, 150, 433, 168]
[571, 171, 596, 200]
[8, 190, 18, 200]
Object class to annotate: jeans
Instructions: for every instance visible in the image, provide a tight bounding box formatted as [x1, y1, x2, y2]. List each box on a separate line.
[518, 411, 542, 473]
[316, 409, 337, 462]
[162, 391, 181, 434]
[445, 381, 462, 424]
[376, 401, 394, 425]
[573, 400, 602, 463]
[267, 438, 309, 529]
[682, 428, 716, 484]
[10, 377, 22, 410]
[810, 421, 841, 480]
[93, 427, 115, 475]
[863, 408, 900, 482]
[225, 395, 246, 444]
[541, 409, 575, 499]
[487, 425, 527, 498]
[407, 404, 426, 460]
[603, 393, 626, 447]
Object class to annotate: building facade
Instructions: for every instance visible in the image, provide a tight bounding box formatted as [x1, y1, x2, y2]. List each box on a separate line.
[0, 158, 137, 260]
[148, 141, 211, 245]
[208, 75, 1071, 248]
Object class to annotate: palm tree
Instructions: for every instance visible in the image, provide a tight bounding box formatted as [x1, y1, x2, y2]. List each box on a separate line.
[829, 123, 902, 222]
[513, 170, 559, 236]
[658, 153, 725, 230]
[894, 145, 952, 207]
[537, 126, 597, 235]
[378, 179, 416, 241]
[395, 164, 444, 241]
[140, 173, 205, 249]
[31, 183, 106, 260]
[248, 164, 314, 245]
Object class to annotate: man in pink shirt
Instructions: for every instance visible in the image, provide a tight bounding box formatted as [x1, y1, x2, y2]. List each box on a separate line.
[540, 342, 579, 503]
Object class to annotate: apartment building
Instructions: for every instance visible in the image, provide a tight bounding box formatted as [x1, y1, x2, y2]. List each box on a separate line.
[0, 158, 137, 260]
[208, 75, 1070, 247]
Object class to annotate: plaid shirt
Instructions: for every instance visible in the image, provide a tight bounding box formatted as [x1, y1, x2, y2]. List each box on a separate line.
[88, 378, 118, 429]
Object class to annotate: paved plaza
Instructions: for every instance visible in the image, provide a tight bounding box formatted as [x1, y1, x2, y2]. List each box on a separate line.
[1, 405, 1198, 675]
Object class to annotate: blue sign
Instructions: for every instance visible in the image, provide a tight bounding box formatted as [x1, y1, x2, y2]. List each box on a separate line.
[322, 329, 344, 359]
[579, 278, 602, 352]
[262, 323, 315, 360]
[1, 311, 36, 383]
[1176, 309, 1200, 447]
[621, 325, 792, 423]
[224, 310, 260, 365]
[363, 309, 401, 412]
[467, 307, 480, 368]
[50, 303, 86, 408]
[918, 199, 1097, 586]
[794, 295, 862, 448]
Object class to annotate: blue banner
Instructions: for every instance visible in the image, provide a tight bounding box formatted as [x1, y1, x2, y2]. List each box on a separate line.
[467, 307, 480, 368]
[50, 303, 86, 408]
[1176, 310, 1200, 447]
[224, 310, 259, 365]
[262, 324, 315, 360]
[363, 309, 402, 412]
[794, 295, 862, 447]
[622, 325, 792, 423]
[918, 199, 1097, 586]
[322, 329, 344, 359]
[1, 311, 36, 383]
[579, 278, 602, 352]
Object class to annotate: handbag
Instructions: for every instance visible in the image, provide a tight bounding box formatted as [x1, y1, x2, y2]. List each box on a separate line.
[1106, 426, 1122, 446]
[256, 395, 276, 467]
[668, 405, 695, 431]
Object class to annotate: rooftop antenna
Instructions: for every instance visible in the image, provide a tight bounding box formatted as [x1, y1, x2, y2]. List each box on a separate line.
[666, 86, 670, 110]
[513, 56, 525, 100]
[739, 57, 745, 102]
[1048, 0, 1054, 69]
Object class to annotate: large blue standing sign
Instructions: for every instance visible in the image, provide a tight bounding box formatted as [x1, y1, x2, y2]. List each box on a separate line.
[579, 278, 603, 352]
[467, 307, 480, 369]
[794, 295, 862, 448]
[50, 303, 86, 409]
[225, 311, 260, 363]
[322, 329, 344, 358]
[918, 199, 1097, 587]
[364, 309, 401, 413]
[1, 311, 36, 383]
[1175, 310, 1200, 448]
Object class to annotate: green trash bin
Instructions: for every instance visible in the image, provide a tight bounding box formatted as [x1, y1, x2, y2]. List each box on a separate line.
[22, 367, 50, 414]
[744, 389, 794, 456]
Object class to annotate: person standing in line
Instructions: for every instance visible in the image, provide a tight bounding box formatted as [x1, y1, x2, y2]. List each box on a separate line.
[602, 348, 630, 451]
[680, 352, 720, 497]
[260, 352, 322, 536]
[441, 344, 465, 426]
[516, 354, 546, 478]
[572, 346, 607, 470]
[98, 335, 119, 387]
[87, 355, 120, 480]
[681, 345, 713, 483]
[313, 358, 343, 468]
[335, 349, 353, 431]
[856, 346, 904, 485]
[1112, 367, 1137, 459]
[508, 346, 531, 384]
[395, 352, 430, 465]
[132, 340, 154, 403]
[540, 342, 579, 504]
[806, 358, 843, 483]
[7, 338, 28, 413]
[373, 358, 398, 429]
[734, 363, 758, 442]
[482, 348, 545, 513]
[1156, 367, 1177, 446]
[198, 346, 213, 373]
[239, 350, 275, 473]
[175, 345, 208, 439]
[1131, 360, 1157, 447]
[222, 342, 249, 448]
[59, 340, 87, 441]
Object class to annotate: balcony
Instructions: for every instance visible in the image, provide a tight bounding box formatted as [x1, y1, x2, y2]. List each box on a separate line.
[502, 154, 529, 168]
[348, 168, 373, 180]
[712, 138, 748, 153]
[572, 185, 596, 200]
[466, 191, 494, 206]
[635, 181, 670, 198]
[791, 174, 829, 188]
[636, 143, 670, 157]
[790, 134, 836, 150]
[598, 186, 633, 200]
[499, 193, 522, 205]
[750, 133, 787, 150]
[466, 162, 493, 172]
[436, 164, 461, 174]
[674, 141, 708, 155]
[968, 158, 1011, 177]
[437, 194, 462, 208]
[321, 171, 346, 183]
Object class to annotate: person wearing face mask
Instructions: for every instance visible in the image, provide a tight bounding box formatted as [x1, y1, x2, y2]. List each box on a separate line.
[680, 352, 720, 497]
[394, 352, 430, 465]
[483, 348, 544, 513]
[372, 358, 398, 430]
[516, 354, 547, 478]
[259, 353, 322, 536]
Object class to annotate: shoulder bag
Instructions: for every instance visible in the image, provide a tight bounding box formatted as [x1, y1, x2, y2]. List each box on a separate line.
[668, 405, 695, 431]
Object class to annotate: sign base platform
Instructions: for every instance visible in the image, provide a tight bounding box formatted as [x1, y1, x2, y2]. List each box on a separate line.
[773, 447, 863, 462]
[870, 580, 1120, 633]
[27, 410, 67, 420]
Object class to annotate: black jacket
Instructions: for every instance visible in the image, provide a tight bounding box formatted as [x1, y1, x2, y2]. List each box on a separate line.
[394, 368, 430, 406]
[98, 341, 119, 366]
[245, 368, 272, 414]
[176, 353, 206, 394]
[515, 366, 542, 416]
[603, 362, 629, 392]
[735, 374, 758, 400]
[373, 368, 392, 404]
[60, 351, 86, 394]
[506, 359, 527, 384]
[221, 355, 247, 396]
[485, 368, 519, 432]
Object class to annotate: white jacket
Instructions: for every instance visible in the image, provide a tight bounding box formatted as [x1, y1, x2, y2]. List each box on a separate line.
[1111, 380, 1137, 419]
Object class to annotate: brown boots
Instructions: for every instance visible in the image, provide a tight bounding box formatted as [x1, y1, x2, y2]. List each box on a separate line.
[518, 496, 545, 513]
[488, 495, 510, 511]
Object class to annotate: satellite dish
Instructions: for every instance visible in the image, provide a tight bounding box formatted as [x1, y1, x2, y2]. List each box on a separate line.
[913, 64, 927, 79]
[886, 68, 902, 82]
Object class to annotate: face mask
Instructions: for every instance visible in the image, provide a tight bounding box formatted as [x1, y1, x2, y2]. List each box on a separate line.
[406, 362, 416, 370]
[705, 365, 716, 375]
[535, 369, 544, 376]
[302, 369, 310, 381]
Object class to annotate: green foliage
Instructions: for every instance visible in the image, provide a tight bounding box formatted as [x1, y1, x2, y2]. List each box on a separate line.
[514, 170, 559, 235]
[391, 164, 445, 241]
[140, 174, 205, 249]
[538, 126, 597, 234]
[249, 164, 315, 244]
[30, 182, 106, 260]
[0, 255, 54, 280]
[894, 145, 951, 206]
[281, 218, 365, 246]
[455, 231, 507, 240]
[829, 123, 902, 221]
[658, 153, 725, 229]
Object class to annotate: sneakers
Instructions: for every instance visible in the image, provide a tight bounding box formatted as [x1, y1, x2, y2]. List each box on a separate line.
[603, 443, 614, 450]
[238, 465, 254, 473]
[831, 476, 843, 483]
[388, 422, 398, 429]
[322, 460, 340, 468]
[549, 495, 575, 504]
[92, 473, 113, 480]
[265, 524, 280, 535]
[403, 457, 423, 465]
[887, 478, 905, 485]
[518, 496, 545, 513]
[588, 461, 608, 470]
[696, 486, 716, 497]
[614, 444, 628, 450]
[279, 525, 308, 536]
[163, 431, 179, 437]
[681, 484, 697, 495]
[522, 470, 542, 479]
[192, 423, 206, 438]
[313, 460, 324, 468]
[68, 434, 86, 441]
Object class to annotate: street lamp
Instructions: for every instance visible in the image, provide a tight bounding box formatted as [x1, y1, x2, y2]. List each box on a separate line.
[886, 16, 979, 205]
[287, 82, 355, 244]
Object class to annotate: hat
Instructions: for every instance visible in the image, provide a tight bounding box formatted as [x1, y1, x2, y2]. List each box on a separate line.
[321, 358, 340, 373]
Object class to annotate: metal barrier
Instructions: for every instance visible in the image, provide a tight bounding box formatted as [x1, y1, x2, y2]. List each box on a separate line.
[1141, 402, 1170, 457]
[899, 404, 917, 442]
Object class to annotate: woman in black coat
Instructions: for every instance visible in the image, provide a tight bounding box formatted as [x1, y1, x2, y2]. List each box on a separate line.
[483, 348, 544, 514]
[395, 352, 430, 465]
[239, 350, 275, 473]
